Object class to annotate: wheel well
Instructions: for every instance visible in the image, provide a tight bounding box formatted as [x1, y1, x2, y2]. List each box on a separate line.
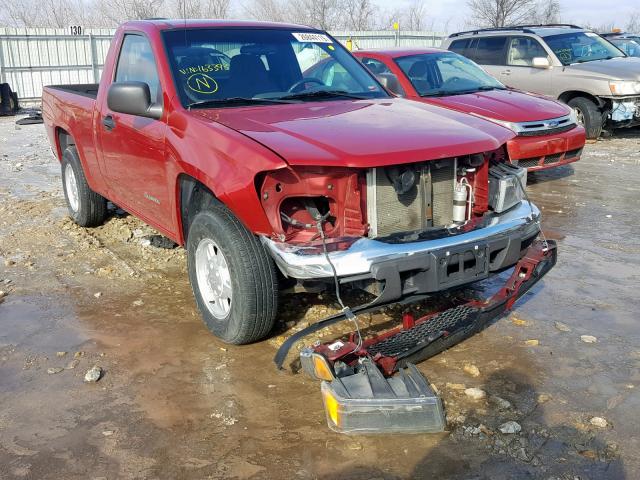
[558, 91, 605, 110]
[56, 128, 75, 160]
[178, 175, 216, 243]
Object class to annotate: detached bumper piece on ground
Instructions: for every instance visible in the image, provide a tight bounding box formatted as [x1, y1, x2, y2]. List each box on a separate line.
[281, 239, 557, 433]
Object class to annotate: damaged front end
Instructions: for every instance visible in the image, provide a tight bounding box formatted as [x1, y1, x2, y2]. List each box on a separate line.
[259, 147, 556, 434]
[259, 146, 539, 304]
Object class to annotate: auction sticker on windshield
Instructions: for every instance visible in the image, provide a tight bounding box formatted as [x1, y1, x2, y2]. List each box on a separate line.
[292, 32, 332, 43]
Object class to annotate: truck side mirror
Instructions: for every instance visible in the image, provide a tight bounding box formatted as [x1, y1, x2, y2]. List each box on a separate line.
[532, 57, 551, 69]
[375, 73, 405, 97]
[107, 81, 163, 120]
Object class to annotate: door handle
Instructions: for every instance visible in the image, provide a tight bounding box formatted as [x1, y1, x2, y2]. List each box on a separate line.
[500, 69, 511, 76]
[102, 115, 116, 130]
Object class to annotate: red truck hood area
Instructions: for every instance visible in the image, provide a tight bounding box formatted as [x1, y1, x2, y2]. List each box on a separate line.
[195, 99, 514, 167]
[425, 89, 570, 123]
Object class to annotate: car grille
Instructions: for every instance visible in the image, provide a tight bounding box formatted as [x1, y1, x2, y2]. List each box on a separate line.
[517, 124, 576, 137]
[543, 152, 563, 164]
[565, 147, 583, 159]
[518, 157, 541, 169]
[366, 159, 455, 238]
[514, 114, 576, 137]
[517, 147, 582, 170]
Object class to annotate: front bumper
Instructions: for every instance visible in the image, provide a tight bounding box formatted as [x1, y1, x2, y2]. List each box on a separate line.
[507, 125, 585, 171]
[262, 201, 540, 289]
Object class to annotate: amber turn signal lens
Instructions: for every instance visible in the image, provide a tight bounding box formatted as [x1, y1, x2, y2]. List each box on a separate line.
[312, 353, 335, 381]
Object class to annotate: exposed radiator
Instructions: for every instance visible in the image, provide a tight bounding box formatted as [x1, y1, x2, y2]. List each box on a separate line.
[366, 159, 456, 238]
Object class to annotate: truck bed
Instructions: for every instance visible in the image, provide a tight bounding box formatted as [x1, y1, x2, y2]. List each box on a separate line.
[42, 83, 103, 193]
[46, 84, 100, 99]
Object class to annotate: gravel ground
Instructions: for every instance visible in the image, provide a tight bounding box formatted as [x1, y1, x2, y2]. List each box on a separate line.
[0, 115, 639, 479]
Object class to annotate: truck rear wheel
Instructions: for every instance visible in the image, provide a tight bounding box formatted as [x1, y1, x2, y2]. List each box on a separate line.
[61, 146, 107, 227]
[187, 201, 278, 344]
[568, 97, 602, 139]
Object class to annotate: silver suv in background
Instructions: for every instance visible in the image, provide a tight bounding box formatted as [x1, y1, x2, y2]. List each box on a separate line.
[441, 24, 640, 138]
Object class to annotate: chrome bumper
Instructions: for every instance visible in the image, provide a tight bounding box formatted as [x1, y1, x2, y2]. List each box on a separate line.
[261, 201, 540, 280]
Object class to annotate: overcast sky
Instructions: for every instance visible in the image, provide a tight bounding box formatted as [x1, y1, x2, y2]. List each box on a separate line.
[380, 0, 640, 33]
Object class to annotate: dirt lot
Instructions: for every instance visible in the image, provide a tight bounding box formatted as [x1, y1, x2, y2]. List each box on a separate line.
[0, 116, 639, 480]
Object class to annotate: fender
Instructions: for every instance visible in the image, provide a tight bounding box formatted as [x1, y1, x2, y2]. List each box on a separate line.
[167, 108, 288, 244]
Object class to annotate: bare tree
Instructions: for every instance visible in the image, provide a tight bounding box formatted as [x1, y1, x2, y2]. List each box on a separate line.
[289, 0, 341, 30]
[243, 0, 289, 23]
[627, 11, 640, 33]
[1, 0, 101, 27]
[205, 0, 231, 18]
[98, 0, 165, 25]
[385, 0, 429, 31]
[174, 0, 204, 18]
[341, 0, 377, 30]
[467, 0, 537, 28]
[532, 0, 561, 25]
[403, 0, 428, 30]
[2, 0, 42, 27]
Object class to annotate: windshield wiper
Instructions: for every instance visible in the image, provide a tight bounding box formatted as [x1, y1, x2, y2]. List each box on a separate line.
[187, 97, 293, 109]
[477, 85, 506, 91]
[277, 90, 368, 101]
[421, 86, 502, 98]
[573, 56, 616, 64]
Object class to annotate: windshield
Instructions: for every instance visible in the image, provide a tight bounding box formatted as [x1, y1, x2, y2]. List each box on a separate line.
[610, 39, 640, 57]
[544, 31, 625, 65]
[162, 28, 387, 108]
[394, 52, 505, 97]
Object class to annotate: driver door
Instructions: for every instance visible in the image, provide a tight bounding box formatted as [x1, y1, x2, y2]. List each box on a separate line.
[97, 33, 172, 230]
[502, 36, 553, 95]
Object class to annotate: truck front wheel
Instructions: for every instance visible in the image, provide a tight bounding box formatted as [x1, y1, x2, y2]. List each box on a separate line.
[187, 201, 278, 344]
[61, 146, 107, 227]
[567, 97, 602, 139]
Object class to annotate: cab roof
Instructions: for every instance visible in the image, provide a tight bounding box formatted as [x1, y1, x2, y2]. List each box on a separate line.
[123, 18, 318, 32]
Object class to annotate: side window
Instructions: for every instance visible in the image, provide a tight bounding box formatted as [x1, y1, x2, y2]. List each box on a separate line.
[359, 57, 392, 75]
[474, 36, 507, 65]
[297, 43, 359, 91]
[507, 36, 548, 66]
[295, 42, 329, 73]
[449, 39, 471, 57]
[115, 34, 161, 102]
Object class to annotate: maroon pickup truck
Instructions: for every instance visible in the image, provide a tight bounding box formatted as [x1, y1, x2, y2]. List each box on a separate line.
[42, 20, 549, 346]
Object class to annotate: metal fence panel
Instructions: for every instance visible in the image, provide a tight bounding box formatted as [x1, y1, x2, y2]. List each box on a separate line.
[0, 27, 444, 106]
[331, 30, 445, 49]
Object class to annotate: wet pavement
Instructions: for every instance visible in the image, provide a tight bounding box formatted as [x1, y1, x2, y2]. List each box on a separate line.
[1, 116, 639, 479]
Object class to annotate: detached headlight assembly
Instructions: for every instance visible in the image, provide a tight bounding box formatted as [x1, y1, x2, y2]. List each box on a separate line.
[609, 80, 640, 95]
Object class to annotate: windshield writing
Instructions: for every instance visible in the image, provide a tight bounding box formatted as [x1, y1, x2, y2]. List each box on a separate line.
[162, 28, 387, 108]
[545, 32, 625, 65]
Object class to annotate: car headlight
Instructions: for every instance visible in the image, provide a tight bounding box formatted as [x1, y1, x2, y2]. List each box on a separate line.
[568, 107, 578, 125]
[609, 80, 640, 95]
[469, 113, 521, 133]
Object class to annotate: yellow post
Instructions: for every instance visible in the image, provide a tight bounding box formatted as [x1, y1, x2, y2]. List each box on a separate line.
[346, 37, 353, 51]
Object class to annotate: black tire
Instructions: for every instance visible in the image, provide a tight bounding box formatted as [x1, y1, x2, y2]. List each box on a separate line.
[187, 200, 278, 344]
[567, 96, 602, 139]
[61, 146, 107, 227]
